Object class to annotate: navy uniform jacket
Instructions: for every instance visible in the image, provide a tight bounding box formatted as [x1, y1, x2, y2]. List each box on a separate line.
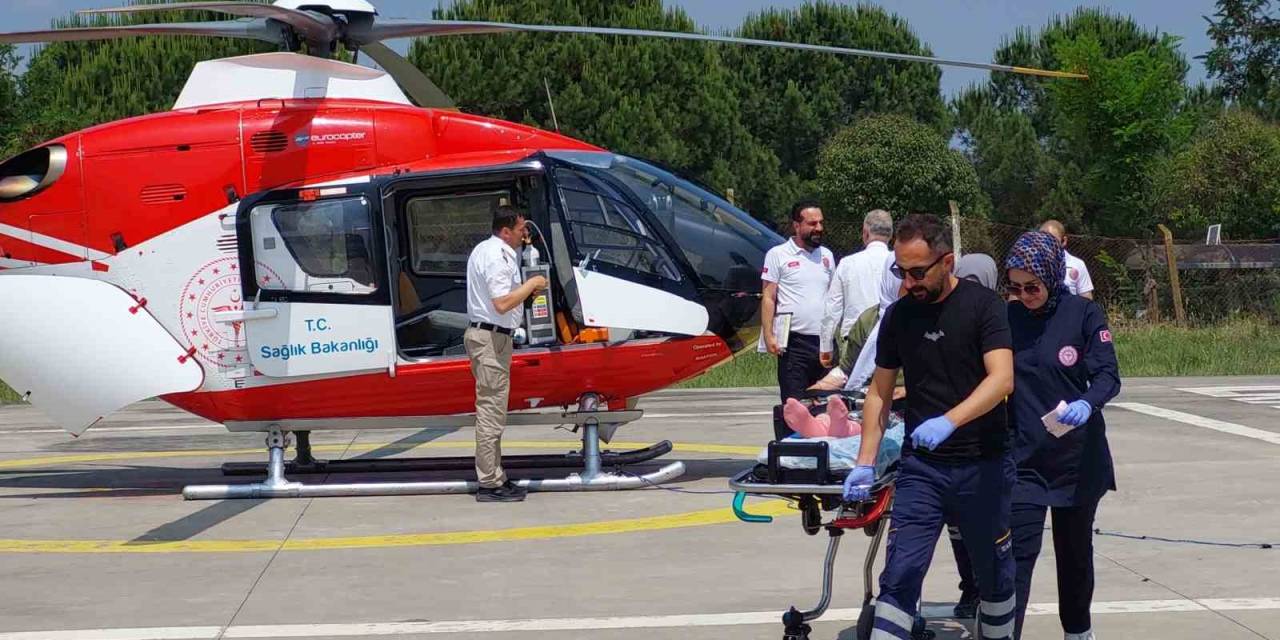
[1008, 294, 1121, 507]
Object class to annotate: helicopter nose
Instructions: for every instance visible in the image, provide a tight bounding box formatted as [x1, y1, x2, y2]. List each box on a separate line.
[581, 154, 782, 352]
[654, 199, 781, 353]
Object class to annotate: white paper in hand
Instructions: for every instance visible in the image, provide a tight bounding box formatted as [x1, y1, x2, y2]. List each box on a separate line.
[756, 313, 792, 353]
[1042, 400, 1076, 438]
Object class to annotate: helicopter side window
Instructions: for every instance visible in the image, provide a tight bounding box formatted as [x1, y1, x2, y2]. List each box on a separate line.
[406, 191, 508, 276]
[555, 169, 681, 282]
[249, 196, 377, 295]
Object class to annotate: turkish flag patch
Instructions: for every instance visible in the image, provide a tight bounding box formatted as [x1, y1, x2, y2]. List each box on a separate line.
[787, 260, 801, 268]
[1099, 329, 1113, 343]
[762, 267, 769, 275]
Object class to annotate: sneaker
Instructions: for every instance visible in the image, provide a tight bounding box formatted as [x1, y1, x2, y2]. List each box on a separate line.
[476, 481, 527, 502]
[952, 590, 979, 619]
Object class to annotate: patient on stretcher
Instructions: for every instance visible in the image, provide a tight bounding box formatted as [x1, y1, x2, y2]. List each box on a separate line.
[759, 398, 905, 476]
[782, 396, 862, 438]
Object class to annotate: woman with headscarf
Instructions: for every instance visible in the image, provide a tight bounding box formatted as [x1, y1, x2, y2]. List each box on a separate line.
[1003, 232, 1121, 640]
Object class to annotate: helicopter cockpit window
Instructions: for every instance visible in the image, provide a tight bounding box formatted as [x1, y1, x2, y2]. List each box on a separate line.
[249, 196, 378, 295]
[598, 156, 776, 290]
[554, 168, 682, 282]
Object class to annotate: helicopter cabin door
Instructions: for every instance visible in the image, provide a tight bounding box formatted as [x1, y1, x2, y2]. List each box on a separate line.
[547, 158, 709, 337]
[234, 183, 395, 378]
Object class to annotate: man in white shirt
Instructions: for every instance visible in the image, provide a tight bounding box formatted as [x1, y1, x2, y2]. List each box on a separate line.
[820, 208, 893, 367]
[1040, 219, 1094, 299]
[465, 206, 548, 503]
[761, 200, 835, 427]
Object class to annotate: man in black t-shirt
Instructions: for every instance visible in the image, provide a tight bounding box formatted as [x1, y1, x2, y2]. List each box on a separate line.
[844, 214, 1017, 640]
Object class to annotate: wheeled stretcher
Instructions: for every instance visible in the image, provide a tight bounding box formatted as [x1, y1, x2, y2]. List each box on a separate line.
[729, 394, 933, 640]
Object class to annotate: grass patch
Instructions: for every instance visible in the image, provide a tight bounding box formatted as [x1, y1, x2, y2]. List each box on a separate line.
[1112, 316, 1280, 377]
[678, 350, 777, 388]
[681, 317, 1280, 388]
[0, 379, 21, 404]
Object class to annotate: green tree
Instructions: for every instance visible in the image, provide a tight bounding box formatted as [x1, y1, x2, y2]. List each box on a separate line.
[1149, 109, 1280, 238]
[1203, 0, 1280, 120]
[12, 0, 270, 153]
[985, 8, 1185, 135]
[816, 114, 988, 223]
[726, 2, 947, 191]
[953, 9, 1192, 236]
[953, 86, 1062, 228]
[410, 0, 784, 219]
[1048, 35, 1193, 235]
[0, 45, 19, 155]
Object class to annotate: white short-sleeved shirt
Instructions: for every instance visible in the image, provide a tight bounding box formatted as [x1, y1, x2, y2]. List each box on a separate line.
[467, 235, 523, 329]
[1064, 250, 1094, 296]
[820, 240, 891, 351]
[761, 238, 834, 336]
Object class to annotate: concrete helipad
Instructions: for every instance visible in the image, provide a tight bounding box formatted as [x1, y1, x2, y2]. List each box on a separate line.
[0, 377, 1277, 639]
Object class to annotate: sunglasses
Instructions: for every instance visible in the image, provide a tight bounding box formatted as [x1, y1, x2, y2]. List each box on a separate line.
[1005, 281, 1044, 297]
[890, 252, 952, 281]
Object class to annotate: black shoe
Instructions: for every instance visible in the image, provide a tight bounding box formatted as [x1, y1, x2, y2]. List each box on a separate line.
[953, 590, 979, 619]
[476, 481, 527, 502]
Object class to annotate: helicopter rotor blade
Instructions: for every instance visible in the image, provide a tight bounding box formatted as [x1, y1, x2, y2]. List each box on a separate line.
[359, 41, 456, 110]
[78, 2, 337, 46]
[0, 20, 285, 46]
[366, 19, 1088, 80]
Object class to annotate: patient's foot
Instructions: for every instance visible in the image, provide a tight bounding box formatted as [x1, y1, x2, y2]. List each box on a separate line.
[825, 396, 861, 437]
[783, 398, 827, 438]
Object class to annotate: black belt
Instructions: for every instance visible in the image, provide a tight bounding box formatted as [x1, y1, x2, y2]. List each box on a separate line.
[470, 321, 513, 335]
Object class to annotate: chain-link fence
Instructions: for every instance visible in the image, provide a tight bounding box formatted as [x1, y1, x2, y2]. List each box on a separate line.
[814, 216, 1280, 326]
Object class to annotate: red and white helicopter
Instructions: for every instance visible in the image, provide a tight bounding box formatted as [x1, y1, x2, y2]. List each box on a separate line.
[0, 0, 1080, 499]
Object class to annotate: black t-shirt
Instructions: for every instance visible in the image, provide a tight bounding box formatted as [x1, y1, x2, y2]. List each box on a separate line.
[876, 278, 1012, 462]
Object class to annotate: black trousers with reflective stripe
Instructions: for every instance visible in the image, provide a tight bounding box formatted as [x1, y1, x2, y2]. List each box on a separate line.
[1012, 500, 1100, 638]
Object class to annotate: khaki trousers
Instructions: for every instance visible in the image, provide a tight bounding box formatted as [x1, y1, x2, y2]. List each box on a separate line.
[464, 326, 513, 488]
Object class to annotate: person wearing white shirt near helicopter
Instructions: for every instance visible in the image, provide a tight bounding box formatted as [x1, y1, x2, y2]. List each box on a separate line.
[1039, 220, 1093, 300]
[760, 200, 834, 438]
[464, 205, 548, 503]
[819, 208, 893, 368]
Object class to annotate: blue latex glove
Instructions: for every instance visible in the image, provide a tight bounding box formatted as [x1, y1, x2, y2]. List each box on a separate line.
[842, 465, 876, 502]
[1059, 399, 1093, 427]
[911, 415, 957, 450]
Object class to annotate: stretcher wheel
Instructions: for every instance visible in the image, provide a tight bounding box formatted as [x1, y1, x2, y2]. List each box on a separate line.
[800, 497, 821, 536]
[855, 602, 875, 640]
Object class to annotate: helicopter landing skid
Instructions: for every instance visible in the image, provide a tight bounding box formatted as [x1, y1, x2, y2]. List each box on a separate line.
[219, 434, 674, 476]
[182, 394, 686, 500]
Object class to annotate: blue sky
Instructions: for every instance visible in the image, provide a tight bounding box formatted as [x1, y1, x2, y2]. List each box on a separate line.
[9, 0, 1219, 97]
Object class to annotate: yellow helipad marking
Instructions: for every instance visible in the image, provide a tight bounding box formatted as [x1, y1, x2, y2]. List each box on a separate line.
[0, 439, 783, 554]
[0, 500, 793, 554]
[0, 440, 760, 471]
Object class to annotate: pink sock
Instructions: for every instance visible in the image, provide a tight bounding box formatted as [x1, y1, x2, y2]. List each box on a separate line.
[783, 399, 828, 438]
[826, 396, 861, 438]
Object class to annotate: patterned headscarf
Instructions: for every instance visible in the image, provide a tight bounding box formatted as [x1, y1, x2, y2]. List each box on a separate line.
[1004, 231, 1068, 314]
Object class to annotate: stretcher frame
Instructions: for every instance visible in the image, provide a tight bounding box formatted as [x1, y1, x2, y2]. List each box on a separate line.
[729, 436, 934, 639]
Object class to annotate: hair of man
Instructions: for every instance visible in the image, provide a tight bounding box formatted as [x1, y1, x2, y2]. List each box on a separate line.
[1039, 219, 1067, 243]
[863, 208, 894, 239]
[492, 205, 525, 233]
[790, 198, 823, 222]
[895, 213, 952, 256]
